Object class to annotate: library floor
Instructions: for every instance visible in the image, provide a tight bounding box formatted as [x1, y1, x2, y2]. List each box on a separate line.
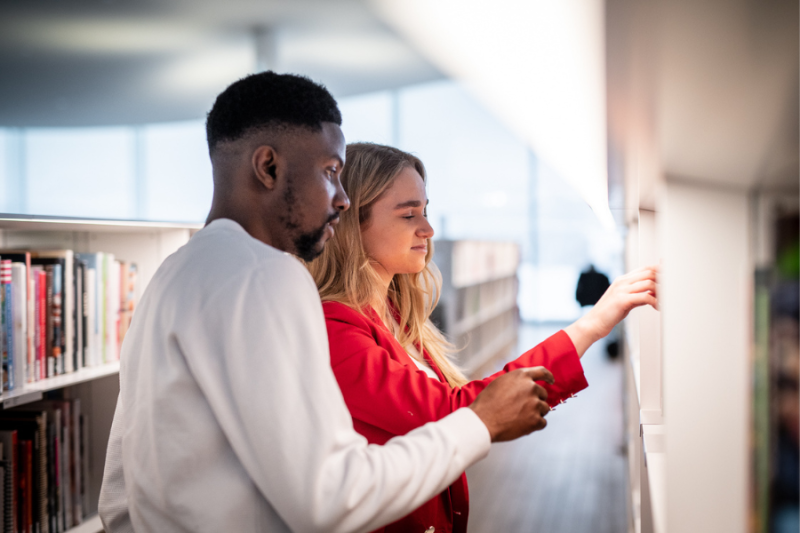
[465, 323, 628, 533]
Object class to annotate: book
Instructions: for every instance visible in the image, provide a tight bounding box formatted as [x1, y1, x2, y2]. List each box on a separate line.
[0, 430, 18, 533]
[30, 252, 74, 376]
[74, 260, 84, 373]
[75, 254, 102, 368]
[0, 416, 43, 533]
[83, 268, 96, 368]
[31, 269, 45, 382]
[0, 410, 48, 533]
[1, 260, 14, 391]
[45, 264, 62, 378]
[44, 269, 53, 380]
[10, 263, 27, 390]
[105, 256, 119, 363]
[0, 254, 33, 386]
[79, 413, 88, 520]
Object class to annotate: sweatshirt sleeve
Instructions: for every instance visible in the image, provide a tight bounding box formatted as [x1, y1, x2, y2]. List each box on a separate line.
[180, 259, 491, 533]
[326, 305, 588, 439]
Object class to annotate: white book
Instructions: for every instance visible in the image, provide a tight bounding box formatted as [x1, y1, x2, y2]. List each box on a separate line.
[10, 262, 26, 390]
[84, 268, 97, 367]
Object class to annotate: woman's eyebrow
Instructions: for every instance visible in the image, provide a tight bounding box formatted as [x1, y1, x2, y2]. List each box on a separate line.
[394, 199, 429, 209]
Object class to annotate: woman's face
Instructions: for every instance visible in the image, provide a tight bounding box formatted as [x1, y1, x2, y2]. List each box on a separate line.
[361, 166, 434, 279]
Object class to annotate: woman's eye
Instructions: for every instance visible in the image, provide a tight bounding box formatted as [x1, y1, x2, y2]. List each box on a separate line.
[403, 215, 414, 220]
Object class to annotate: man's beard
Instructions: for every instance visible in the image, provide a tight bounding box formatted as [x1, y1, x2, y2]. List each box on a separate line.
[281, 181, 339, 262]
[293, 220, 330, 262]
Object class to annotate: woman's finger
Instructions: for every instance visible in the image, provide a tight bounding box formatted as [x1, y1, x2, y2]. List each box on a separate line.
[629, 279, 657, 296]
[623, 267, 658, 285]
[628, 291, 658, 310]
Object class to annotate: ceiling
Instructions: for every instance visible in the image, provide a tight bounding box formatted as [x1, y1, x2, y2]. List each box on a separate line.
[0, 0, 443, 127]
[606, 0, 799, 197]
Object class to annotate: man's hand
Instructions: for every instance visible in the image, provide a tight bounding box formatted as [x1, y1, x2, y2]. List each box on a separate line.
[469, 367, 555, 442]
[565, 265, 658, 356]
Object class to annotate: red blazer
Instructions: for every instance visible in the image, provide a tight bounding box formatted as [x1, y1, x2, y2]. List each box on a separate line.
[324, 301, 589, 533]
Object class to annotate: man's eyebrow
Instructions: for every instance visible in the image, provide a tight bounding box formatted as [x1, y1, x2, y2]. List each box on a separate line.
[394, 199, 429, 209]
[329, 154, 344, 167]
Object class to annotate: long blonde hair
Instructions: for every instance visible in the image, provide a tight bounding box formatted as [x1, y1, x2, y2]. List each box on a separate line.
[307, 142, 467, 388]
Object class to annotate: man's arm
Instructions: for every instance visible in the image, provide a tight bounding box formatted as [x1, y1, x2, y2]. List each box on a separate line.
[98, 392, 135, 533]
[183, 259, 549, 533]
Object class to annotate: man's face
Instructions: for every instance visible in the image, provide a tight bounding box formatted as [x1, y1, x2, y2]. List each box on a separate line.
[278, 122, 349, 261]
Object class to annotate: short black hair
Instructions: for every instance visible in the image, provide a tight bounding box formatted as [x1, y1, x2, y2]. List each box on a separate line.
[206, 71, 342, 154]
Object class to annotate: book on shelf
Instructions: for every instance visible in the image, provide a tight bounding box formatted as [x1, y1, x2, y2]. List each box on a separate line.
[0, 249, 138, 392]
[0, 397, 89, 533]
[0, 430, 17, 533]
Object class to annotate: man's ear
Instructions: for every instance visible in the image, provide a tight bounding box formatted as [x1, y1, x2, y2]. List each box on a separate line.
[252, 145, 280, 190]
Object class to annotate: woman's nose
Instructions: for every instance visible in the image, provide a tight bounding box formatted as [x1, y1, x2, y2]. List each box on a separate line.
[418, 218, 434, 239]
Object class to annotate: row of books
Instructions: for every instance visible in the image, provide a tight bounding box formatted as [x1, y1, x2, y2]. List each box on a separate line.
[0, 250, 137, 392]
[0, 397, 88, 533]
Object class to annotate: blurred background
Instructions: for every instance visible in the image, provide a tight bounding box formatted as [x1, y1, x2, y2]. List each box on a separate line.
[0, 1, 796, 532]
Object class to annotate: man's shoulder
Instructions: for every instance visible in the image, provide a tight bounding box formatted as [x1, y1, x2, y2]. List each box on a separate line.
[153, 219, 316, 310]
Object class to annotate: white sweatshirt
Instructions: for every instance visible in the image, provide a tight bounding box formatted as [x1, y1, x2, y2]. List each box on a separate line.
[98, 218, 490, 533]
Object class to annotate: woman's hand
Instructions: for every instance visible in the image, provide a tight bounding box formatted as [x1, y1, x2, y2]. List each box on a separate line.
[564, 265, 659, 357]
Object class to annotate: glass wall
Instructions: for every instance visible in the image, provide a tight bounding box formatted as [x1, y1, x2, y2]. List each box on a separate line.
[0, 79, 621, 321]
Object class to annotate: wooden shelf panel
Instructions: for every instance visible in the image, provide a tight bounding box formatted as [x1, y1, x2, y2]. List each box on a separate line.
[1, 362, 120, 408]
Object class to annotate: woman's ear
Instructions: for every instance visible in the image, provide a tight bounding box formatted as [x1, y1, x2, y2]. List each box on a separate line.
[252, 145, 280, 190]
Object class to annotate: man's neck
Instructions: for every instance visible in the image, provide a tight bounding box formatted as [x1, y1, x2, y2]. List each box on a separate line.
[206, 206, 277, 250]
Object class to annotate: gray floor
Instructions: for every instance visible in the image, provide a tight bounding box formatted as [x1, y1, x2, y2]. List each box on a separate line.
[465, 323, 628, 533]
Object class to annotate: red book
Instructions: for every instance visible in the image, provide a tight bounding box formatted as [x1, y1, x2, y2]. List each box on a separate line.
[37, 270, 45, 382]
[16, 440, 25, 533]
[24, 440, 32, 533]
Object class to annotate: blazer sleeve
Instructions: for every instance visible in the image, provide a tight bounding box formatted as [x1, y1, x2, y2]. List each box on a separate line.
[326, 306, 589, 439]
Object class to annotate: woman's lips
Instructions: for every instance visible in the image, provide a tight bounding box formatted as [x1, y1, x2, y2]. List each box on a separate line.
[411, 245, 427, 253]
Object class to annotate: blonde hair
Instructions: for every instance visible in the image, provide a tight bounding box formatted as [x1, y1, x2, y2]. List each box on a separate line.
[307, 143, 467, 388]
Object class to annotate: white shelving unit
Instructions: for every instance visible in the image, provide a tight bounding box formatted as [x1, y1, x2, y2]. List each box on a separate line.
[432, 240, 520, 377]
[0, 213, 198, 532]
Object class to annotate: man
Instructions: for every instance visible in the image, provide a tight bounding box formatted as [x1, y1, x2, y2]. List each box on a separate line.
[99, 72, 556, 532]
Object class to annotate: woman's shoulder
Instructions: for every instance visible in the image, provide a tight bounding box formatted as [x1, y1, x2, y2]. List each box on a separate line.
[322, 301, 375, 326]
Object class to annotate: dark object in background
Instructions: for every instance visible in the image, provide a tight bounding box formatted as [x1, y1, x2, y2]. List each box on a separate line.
[576, 265, 610, 307]
[606, 340, 620, 359]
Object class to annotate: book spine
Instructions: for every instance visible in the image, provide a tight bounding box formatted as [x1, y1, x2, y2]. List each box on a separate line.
[79, 414, 88, 520]
[74, 262, 82, 373]
[32, 273, 39, 383]
[37, 414, 47, 533]
[25, 265, 33, 386]
[62, 254, 73, 376]
[50, 265, 62, 377]
[24, 440, 32, 533]
[10, 264, 26, 392]
[10, 432, 17, 533]
[36, 271, 45, 382]
[71, 400, 80, 526]
[44, 270, 53, 379]
[84, 269, 96, 369]
[53, 411, 61, 532]
[61, 403, 71, 529]
[1, 261, 14, 391]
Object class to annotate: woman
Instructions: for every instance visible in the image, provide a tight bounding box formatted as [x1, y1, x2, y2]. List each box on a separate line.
[308, 143, 657, 533]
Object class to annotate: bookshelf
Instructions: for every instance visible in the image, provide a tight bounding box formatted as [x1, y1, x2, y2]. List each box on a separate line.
[0, 214, 199, 533]
[432, 240, 520, 377]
